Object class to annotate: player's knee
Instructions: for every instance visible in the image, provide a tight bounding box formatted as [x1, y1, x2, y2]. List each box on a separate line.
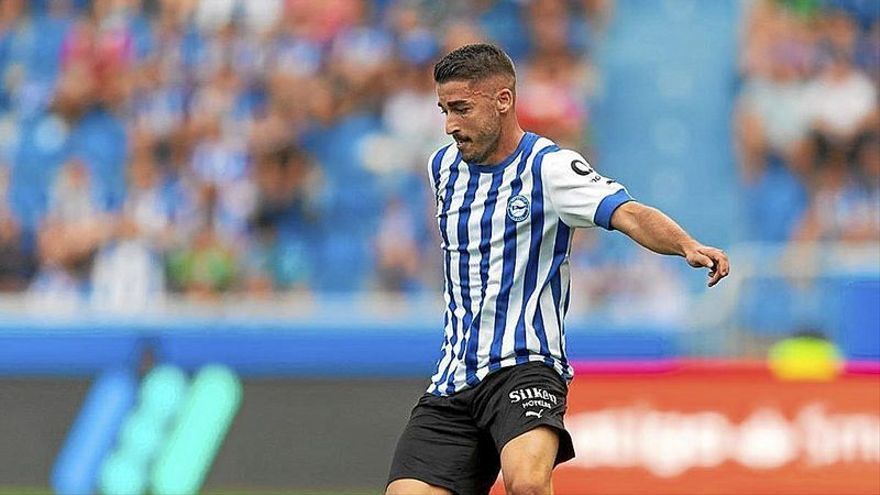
[386, 479, 451, 495]
[504, 474, 552, 495]
[385, 480, 418, 495]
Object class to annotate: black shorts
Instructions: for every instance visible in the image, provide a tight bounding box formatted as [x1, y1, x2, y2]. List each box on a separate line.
[387, 362, 575, 495]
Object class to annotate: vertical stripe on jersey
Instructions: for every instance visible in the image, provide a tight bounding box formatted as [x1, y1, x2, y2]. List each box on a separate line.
[549, 223, 572, 371]
[444, 168, 481, 395]
[488, 136, 541, 372]
[429, 151, 462, 394]
[463, 169, 506, 387]
[531, 303, 553, 367]
[513, 145, 559, 364]
[561, 258, 573, 379]
[430, 144, 451, 191]
[536, 222, 571, 371]
[472, 161, 522, 383]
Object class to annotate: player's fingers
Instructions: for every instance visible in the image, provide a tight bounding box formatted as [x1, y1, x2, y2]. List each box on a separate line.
[718, 253, 730, 277]
[688, 252, 714, 269]
[706, 250, 730, 287]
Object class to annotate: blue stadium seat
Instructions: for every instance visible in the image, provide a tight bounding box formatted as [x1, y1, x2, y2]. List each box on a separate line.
[594, 0, 740, 246]
[837, 278, 880, 360]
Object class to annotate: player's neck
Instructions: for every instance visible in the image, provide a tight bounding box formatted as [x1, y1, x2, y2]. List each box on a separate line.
[483, 123, 525, 166]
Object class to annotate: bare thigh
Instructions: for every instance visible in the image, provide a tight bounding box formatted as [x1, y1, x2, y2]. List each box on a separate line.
[386, 478, 454, 495]
[500, 426, 559, 494]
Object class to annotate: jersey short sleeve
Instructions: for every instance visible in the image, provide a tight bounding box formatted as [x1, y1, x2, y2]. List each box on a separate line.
[541, 149, 633, 230]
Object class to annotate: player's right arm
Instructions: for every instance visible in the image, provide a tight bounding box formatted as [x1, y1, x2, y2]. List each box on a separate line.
[609, 202, 730, 287]
[542, 148, 729, 288]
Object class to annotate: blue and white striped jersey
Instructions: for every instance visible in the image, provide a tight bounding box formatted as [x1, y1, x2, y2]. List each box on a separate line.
[426, 132, 633, 396]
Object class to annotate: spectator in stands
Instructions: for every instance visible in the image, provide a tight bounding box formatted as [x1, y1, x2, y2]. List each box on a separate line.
[520, 0, 595, 148]
[269, 10, 323, 79]
[736, 55, 813, 182]
[568, 231, 688, 324]
[120, 133, 175, 247]
[194, 0, 282, 36]
[582, 0, 615, 34]
[736, 4, 814, 183]
[150, 0, 198, 79]
[61, 0, 137, 110]
[28, 158, 111, 309]
[790, 131, 879, 244]
[804, 45, 877, 165]
[90, 218, 166, 313]
[735, 1, 878, 245]
[855, 20, 879, 85]
[792, 150, 860, 243]
[846, 135, 880, 242]
[252, 142, 322, 235]
[283, 0, 365, 45]
[166, 185, 237, 298]
[373, 197, 423, 293]
[242, 211, 312, 296]
[0, 0, 25, 112]
[4, 0, 631, 300]
[439, 20, 485, 56]
[42, 158, 112, 261]
[326, 2, 394, 113]
[2, 0, 75, 118]
[130, 59, 187, 142]
[188, 114, 254, 241]
[0, 167, 35, 291]
[855, 135, 880, 241]
[362, 5, 445, 176]
[0, 211, 33, 291]
[243, 137, 322, 294]
[566, 230, 618, 316]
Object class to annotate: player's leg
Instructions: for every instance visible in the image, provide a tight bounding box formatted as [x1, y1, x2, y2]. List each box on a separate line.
[386, 392, 491, 495]
[476, 362, 576, 495]
[499, 425, 559, 495]
[386, 478, 452, 495]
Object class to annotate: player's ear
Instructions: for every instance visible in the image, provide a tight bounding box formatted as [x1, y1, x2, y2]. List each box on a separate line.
[496, 88, 513, 114]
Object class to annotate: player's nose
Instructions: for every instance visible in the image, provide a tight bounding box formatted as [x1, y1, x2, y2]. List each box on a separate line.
[445, 116, 460, 136]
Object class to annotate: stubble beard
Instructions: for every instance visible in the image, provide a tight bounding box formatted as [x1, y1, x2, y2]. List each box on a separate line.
[464, 123, 502, 165]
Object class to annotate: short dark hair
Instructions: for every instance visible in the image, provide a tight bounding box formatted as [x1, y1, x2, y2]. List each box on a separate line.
[433, 43, 516, 85]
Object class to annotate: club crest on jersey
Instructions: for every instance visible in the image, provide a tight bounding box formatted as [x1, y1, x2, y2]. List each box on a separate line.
[507, 195, 530, 222]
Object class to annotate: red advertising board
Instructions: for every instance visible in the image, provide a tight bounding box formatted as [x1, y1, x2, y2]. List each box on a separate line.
[493, 360, 880, 495]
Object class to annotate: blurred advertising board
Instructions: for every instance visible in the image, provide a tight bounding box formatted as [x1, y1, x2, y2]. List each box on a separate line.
[500, 361, 880, 495]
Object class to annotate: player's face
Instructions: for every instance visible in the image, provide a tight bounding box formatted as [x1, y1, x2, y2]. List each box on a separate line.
[437, 79, 503, 164]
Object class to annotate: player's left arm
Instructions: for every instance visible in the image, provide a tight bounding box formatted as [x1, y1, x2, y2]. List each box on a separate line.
[610, 201, 730, 287]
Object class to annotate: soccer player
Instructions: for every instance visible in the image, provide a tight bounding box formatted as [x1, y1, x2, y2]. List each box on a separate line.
[386, 44, 730, 495]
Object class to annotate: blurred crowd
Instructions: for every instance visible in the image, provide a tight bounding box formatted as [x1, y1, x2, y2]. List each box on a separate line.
[1, 0, 875, 317]
[736, 0, 879, 244]
[0, 0, 619, 311]
[732, 0, 879, 343]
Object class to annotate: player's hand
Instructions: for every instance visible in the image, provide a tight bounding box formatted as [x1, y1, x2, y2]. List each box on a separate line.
[683, 244, 730, 288]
